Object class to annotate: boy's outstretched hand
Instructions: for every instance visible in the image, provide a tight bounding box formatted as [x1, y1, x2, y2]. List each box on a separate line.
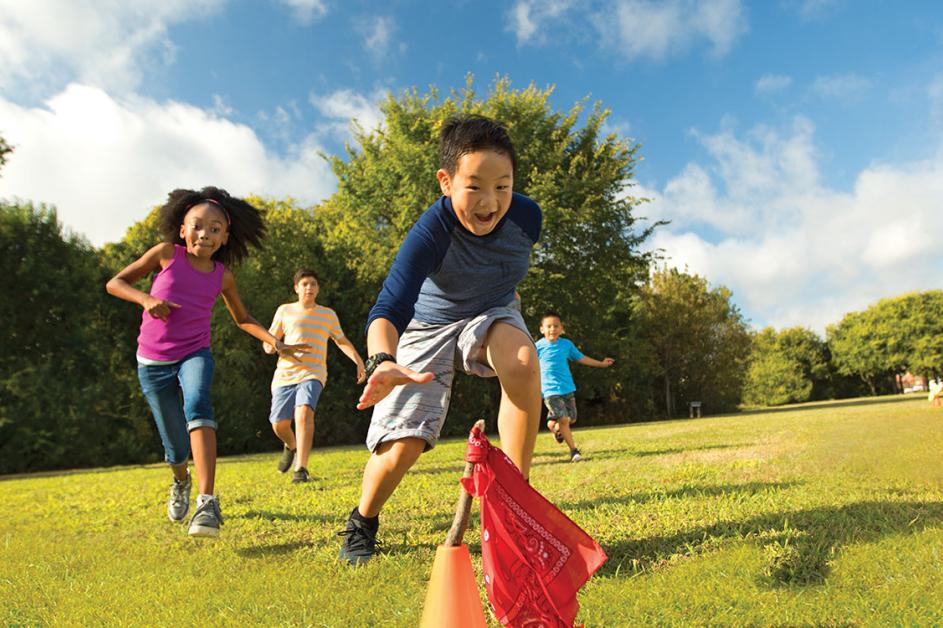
[357, 361, 433, 410]
[602, 357, 615, 367]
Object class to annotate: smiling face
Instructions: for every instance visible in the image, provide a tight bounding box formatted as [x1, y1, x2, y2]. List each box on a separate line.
[436, 149, 514, 236]
[179, 202, 229, 259]
[294, 276, 319, 306]
[540, 316, 564, 341]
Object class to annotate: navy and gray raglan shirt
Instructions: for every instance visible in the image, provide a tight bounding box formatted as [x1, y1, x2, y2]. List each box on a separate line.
[367, 192, 542, 335]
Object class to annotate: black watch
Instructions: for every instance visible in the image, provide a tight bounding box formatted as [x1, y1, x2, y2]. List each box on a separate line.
[364, 352, 396, 377]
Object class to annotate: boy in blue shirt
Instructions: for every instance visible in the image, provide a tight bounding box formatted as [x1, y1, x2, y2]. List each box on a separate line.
[536, 312, 615, 462]
[338, 114, 543, 565]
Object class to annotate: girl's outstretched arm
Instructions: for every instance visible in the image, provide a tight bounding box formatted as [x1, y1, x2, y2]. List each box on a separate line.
[220, 270, 307, 358]
[106, 243, 180, 320]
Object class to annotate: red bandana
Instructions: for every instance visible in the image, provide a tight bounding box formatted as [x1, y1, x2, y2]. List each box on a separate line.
[460, 426, 607, 627]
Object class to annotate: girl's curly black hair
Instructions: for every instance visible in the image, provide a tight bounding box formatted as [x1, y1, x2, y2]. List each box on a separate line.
[157, 186, 265, 267]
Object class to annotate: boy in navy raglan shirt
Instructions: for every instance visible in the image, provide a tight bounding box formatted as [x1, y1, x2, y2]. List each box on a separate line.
[339, 114, 543, 565]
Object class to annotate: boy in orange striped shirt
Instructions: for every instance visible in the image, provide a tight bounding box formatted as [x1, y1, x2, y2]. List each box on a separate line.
[264, 269, 366, 483]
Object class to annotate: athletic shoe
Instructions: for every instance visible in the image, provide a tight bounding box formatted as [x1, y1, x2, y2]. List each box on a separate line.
[292, 467, 310, 484]
[570, 448, 583, 463]
[167, 472, 191, 522]
[188, 496, 223, 538]
[547, 420, 564, 444]
[338, 508, 380, 566]
[277, 446, 296, 473]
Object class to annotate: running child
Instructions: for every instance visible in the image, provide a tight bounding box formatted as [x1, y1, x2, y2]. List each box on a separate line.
[338, 114, 543, 565]
[264, 268, 366, 484]
[106, 187, 305, 538]
[536, 311, 615, 462]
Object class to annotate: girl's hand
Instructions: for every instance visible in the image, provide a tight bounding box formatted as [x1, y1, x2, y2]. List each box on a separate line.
[275, 340, 309, 359]
[602, 357, 615, 367]
[357, 362, 433, 410]
[355, 363, 366, 385]
[143, 296, 181, 321]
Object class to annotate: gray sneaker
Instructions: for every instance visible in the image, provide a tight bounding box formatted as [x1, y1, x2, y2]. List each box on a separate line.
[188, 496, 223, 538]
[292, 467, 310, 484]
[277, 446, 296, 473]
[167, 473, 191, 522]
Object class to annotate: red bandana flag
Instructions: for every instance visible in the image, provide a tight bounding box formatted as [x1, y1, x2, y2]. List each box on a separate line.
[460, 426, 607, 627]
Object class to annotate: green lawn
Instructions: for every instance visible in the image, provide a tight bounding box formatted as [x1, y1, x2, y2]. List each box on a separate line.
[2, 396, 942, 626]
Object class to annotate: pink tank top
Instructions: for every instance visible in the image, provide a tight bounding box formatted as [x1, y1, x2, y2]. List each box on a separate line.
[137, 245, 225, 361]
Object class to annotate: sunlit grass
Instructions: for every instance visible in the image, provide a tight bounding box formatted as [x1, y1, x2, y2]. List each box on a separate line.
[2, 395, 942, 625]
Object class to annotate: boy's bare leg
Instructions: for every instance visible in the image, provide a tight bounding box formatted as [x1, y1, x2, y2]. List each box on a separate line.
[272, 419, 296, 450]
[358, 437, 426, 517]
[485, 322, 541, 480]
[295, 405, 314, 470]
[189, 427, 217, 495]
[558, 417, 577, 450]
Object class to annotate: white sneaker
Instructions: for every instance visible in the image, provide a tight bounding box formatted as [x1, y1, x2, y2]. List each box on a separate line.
[188, 495, 223, 538]
[167, 473, 191, 522]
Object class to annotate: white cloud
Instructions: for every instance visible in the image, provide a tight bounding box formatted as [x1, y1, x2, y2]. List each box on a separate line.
[645, 117, 943, 332]
[356, 15, 397, 59]
[508, 0, 578, 45]
[0, 84, 337, 246]
[277, 0, 328, 24]
[309, 88, 386, 140]
[597, 0, 747, 60]
[790, 0, 843, 20]
[755, 74, 792, 95]
[811, 73, 871, 101]
[0, 0, 223, 97]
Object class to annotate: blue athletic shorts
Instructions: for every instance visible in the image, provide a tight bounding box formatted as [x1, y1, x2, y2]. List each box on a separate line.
[269, 378, 324, 423]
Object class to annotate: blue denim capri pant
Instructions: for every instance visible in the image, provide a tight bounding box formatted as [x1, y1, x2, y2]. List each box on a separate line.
[137, 347, 216, 465]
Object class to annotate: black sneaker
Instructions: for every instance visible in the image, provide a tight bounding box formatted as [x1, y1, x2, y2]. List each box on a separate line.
[570, 448, 583, 462]
[547, 420, 564, 444]
[277, 446, 295, 473]
[292, 467, 310, 484]
[338, 508, 380, 566]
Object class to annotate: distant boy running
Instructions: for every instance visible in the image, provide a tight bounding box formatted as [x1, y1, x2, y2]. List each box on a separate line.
[265, 269, 365, 483]
[536, 312, 614, 462]
[338, 114, 543, 565]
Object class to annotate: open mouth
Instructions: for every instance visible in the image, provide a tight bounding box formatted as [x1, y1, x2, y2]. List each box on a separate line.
[473, 211, 497, 225]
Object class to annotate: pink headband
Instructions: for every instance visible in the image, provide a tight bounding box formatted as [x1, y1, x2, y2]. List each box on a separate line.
[187, 198, 231, 226]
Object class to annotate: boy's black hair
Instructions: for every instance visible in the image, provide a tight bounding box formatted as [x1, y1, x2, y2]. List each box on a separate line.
[158, 186, 265, 267]
[293, 268, 320, 284]
[541, 311, 563, 323]
[439, 114, 517, 175]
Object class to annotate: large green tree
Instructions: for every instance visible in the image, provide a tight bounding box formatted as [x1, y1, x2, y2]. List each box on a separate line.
[743, 327, 829, 406]
[633, 267, 752, 417]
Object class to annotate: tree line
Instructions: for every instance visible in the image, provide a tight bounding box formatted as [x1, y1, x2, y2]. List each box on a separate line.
[1, 80, 935, 473]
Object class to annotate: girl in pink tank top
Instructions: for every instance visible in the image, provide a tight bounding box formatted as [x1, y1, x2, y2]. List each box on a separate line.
[106, 187, 307, 538]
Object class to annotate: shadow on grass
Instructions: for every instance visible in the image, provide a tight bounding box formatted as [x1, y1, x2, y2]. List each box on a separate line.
[236, 539, 320, 557]
[741, 394, 918, 417]
[557, 480, 801, 512]
[240, 509, 337, 524]
[600, 499, 943, 586]
[534, 442, 753, 466]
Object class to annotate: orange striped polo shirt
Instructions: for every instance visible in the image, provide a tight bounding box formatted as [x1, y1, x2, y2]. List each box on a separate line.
[269, 303, 345, 389]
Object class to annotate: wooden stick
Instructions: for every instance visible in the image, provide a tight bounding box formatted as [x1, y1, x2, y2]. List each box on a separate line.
[444, 419, 486, 547]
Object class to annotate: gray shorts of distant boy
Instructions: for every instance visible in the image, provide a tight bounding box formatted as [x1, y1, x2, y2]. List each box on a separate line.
[366, 304, 533, 453]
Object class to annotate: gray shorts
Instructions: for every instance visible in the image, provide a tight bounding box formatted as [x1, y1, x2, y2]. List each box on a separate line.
[544, 392, 577, 423]
[366, 305, 533, 452]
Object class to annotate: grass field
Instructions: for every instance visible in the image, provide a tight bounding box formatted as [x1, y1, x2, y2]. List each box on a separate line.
[2, 395, 942, 626]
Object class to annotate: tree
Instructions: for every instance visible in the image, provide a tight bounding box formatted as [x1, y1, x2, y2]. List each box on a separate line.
[0, 135, 11, 174]
[315, 76, 655, 432]
[743, 327, 829, 406]
[827, 291, 943, 395]
[0, 202, 154, 472]
[633, 267, 752, 417]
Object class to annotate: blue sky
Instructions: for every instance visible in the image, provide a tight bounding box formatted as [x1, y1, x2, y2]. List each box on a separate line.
[1, 0, 942, 332]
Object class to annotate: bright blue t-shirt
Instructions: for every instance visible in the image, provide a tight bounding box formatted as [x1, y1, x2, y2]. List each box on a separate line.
[535, 337, 584, 397]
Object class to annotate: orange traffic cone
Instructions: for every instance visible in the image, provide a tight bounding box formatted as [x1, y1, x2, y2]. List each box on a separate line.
[419, 544, 487, 628]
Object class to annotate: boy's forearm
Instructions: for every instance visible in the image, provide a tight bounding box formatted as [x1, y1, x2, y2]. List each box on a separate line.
[366, 318, 400, 357]
[338, 339, 365, 367]
[580, 356, 608, 368]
